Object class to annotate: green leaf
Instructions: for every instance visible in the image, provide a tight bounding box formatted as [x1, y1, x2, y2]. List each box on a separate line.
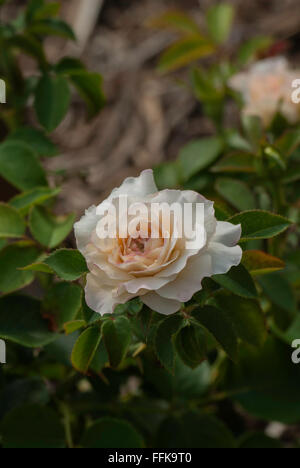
[215, 292, 266, 347]
[29, 205, 75, 248]
[242, 250, 285, 275]
[35, 74, 71, 132]
[216, 177, 255, 211]
[179, 136, 223, 181]
[154, 314, 184, 373]
[64, 320, 86, 335]
[8, 127, 59, 157]
[1, 405, 65, 448]
[42, 282, 82, 330]
[191, 67, 222, 102]
[192, 305, 238, 361]
[0, 203, 26, 238]
[154, 162, 180, 189]
[206, 3, 234, 44]
[71, 326, 101, 373]
[224, 337, 300, 424]
[158, 35, 214, 73]
[0, 242, 40, 293]
[242, 115, 263, 148]
[175, 324, 207, 369]
[29, 18, 76, 40]
[26, 1, 60, 22]
[239, 432, 282, 449]
[212, 152, 255, 173]
[237, 37, 272, 66]
[259, 273, 296, 313]
[151, 10, 200, 35]
[157, 411, 235, 448]
[275, 129, 300, 157]
[228, 210, 292, 241]
[102, 316, 132, 368]
[81, 418, 144, 448]
[0, 295, 56, 347]
[213, 264, 258, 299]
[0, 141, 48, 190]
[55, 57, 86, 74]
[69, 71, 105, 117]
[9, 186, 60, 215]
[8, 34, 46, 65]
[0, 378, 49, 420]
[23, 249, 88, 280]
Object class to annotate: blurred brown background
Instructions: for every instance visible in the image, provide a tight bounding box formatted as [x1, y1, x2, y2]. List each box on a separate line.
[2, 0, 300, 215]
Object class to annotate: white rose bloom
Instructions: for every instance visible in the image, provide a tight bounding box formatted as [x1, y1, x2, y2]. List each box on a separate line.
[74, 170, 242, 315]
[230, 57, 300, 126]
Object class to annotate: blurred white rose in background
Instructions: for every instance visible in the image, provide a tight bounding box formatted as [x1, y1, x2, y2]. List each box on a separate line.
[230, 57, 300, 126]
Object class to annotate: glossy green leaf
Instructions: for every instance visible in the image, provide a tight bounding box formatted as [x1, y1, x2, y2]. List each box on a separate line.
[35, 74, 71, 132]
[29, 205, 75, 248]
[0, 203, 26, 238]
[206, 3, 234, 44]
[71, 326, 101, 373]
[237, 37, 272, 66]
[213, 264, 258, 299]
[215, 292, 266, 347]
[151, 10, 200, 34]
[154, 162, 180, 189]
[158, 35, 214, 73]
[175, 324, 207, 368]
[0, 141, 48, 190]
[69, 71, 105, 117]
[64, 320, 86, 335]
[179, 136, 223, 181]
[81, 418, 144, 448]
[1, 405, 65, 448]
[9, 186, 60, 215]
[8, 127, 59, 157]
[0, 378, 49, 420]
[211, 152, 255, 173]
[259, 273, 296, 313]
[42, 282, 82, 330]
[0, 242, 40, 293]
[0, 295, 56, 347]
[155, 314, 184, 373]
[192, 305, 238, 361]
[29, 18, 75, 40]
[224, 337, 300, 424]
[216, 178, 255, 211]
[228, 210, 292, 241]
[157, 411, 235, 448]
[242, 250, 285, 275]
[239, 432, 282, 448]
[102, 316, 132, 368]
[23, 249, 88, 280]
[275, 129, 300, 157]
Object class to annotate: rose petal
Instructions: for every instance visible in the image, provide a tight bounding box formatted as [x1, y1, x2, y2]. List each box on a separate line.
[157, 253, 212, 302]
[74, 206, 99, 252]
[107, 169, 158, 202]
[141, 292, 182, 315]
[207, 242, 243, 276]
[213, 221, 242, 247]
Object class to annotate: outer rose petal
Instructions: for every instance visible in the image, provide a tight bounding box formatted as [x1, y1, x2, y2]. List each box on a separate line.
[207, 242, 242, 276]
[85, 273, 133, 316]
[74, 206, 99, 252]
[107, 169, 158, 202]
[124, 274, 177, 294]
[141, 292, 182, 315]
[156, 253, 212, 303]
[213, 221, 242, 247]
